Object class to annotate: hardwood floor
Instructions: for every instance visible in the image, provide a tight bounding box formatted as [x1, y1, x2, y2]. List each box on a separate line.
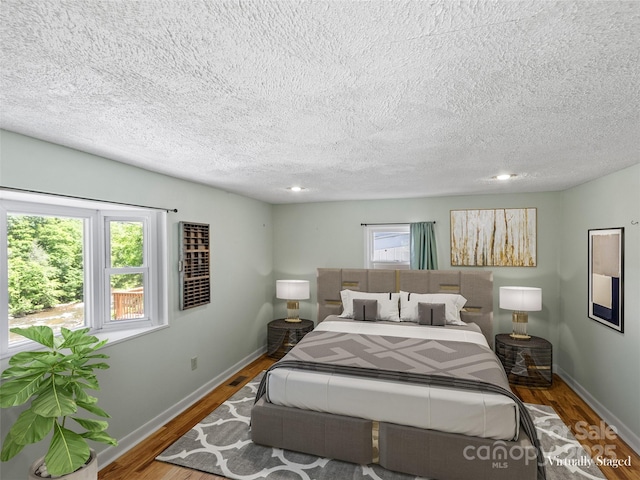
[512, 379, 640, 480]
[99, 356, 639, 480]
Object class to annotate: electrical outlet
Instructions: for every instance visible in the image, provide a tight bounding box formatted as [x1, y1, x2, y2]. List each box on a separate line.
[191, 356, 198, 370]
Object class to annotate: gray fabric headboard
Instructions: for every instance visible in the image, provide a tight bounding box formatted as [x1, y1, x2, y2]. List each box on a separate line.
[317, 268, 494, 347]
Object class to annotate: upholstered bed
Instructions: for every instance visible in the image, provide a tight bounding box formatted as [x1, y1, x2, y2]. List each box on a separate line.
[251, 269, 545, 480]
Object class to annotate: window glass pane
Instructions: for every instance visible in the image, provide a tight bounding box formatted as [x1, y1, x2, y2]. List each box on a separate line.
[110, 220, 144, 267]
[7, 214, 85, 344]
[110, 273, 144, 320]
[372, 231, 410, 263]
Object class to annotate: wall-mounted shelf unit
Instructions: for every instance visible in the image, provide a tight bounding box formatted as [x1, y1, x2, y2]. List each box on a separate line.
[179, 221, 210, 310]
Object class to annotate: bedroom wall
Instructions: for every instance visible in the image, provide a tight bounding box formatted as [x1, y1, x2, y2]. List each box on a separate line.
[0, 130, 274, 478]
[559, 163, 640, 452]
[272, 192, 562, 347]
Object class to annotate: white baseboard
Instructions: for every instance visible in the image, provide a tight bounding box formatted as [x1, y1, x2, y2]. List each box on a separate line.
[97, 346, 267, 469]
[557, 367, 640, 455]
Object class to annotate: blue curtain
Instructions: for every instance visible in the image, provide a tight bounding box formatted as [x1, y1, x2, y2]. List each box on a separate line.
[410, 222, 438, 270]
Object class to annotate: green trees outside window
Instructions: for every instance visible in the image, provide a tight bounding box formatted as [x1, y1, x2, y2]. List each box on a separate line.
[7, 215, 84, 318]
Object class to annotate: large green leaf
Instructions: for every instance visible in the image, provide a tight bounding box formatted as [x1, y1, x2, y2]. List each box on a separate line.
[0, 431, 26, 461]
[86, 353, 110, 360]
[30, 352, 64, 367]
[72, 417, 109, 432]
[73, 373, 99, 390]
[1, 364, 48, 380]
[73, 365, 98, 376]
[45, 423, 90, 477]
[59, 328, 99, 350]
[33, 376, 54, 397]
[72, 339, 108, 356]
[65, 354, 89, 368]
[0, 373, 43, 407]
[85, 362, 110, 370]
[81, 430, 118, 446]
[10, 326, 54, 348]
[7, 408, 54, 446]
[76, 400, 110, 418]
[72, 381, 100, 398]
[70, 384, 96, 404]
[7, 350, 50, 367]
[90, 338, 109, 351]
[31, 352, 64, 371]
[31, 383, 77, 418]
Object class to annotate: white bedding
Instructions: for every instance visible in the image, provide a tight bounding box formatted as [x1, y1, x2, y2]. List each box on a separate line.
[266, 319, 519, 441]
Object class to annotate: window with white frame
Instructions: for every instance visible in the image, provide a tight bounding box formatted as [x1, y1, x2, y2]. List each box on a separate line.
[364, 224, 410, 269]
[0, 192, 167, 357]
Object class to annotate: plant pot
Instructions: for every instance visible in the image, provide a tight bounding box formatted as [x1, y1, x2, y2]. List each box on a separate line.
[28, 449, 97, 480]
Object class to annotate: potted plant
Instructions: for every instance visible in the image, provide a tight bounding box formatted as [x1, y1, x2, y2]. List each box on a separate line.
[0, 326, 117, 479]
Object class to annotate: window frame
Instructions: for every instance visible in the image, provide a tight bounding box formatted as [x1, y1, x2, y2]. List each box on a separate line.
[364, 224, 411, 270]
[1, 193, 168, 359]
[103, 214, 151, 328]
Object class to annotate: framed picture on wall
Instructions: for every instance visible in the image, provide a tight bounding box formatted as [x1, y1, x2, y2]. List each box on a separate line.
[450, 208, 537, 266]
[588, 227, 624, 332]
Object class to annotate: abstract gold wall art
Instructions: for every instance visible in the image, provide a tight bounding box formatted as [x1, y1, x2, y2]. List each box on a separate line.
[450, 208, 537, 267]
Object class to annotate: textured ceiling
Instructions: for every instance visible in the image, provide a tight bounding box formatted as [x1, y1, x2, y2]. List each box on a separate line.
[1, 1, 639, 204]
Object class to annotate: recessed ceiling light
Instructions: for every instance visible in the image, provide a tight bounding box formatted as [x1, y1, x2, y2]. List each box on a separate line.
[494, 174, 516, 181]
[287, 186, 305, 192]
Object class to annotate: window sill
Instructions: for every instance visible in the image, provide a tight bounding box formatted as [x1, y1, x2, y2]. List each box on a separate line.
[1, 324, 169, 366]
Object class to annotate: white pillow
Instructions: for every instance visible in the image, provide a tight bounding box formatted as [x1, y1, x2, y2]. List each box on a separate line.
[339, 290, 401, 322]
[399, 291, 467, 325]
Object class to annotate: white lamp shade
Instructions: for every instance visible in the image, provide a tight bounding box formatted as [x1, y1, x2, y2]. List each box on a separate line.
[499, 286, 542, 311]
[276, 280, 310, 300]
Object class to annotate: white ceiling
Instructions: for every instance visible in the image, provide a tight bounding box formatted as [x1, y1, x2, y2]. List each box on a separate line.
[1, 1, 639, 204]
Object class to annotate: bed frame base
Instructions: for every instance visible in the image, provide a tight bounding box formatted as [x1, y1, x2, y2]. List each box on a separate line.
[252, 397, 537, 480]
[251, 397, 373, 464]
[379, 421, 537, 480]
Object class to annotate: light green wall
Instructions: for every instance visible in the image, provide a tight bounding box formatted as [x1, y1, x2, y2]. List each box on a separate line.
[559, 163, 640, 448]
[273, 192, 562, 344]
[0, 130, 274, 478]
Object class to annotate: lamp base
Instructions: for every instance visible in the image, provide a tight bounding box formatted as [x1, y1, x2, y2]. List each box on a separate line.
[510, 311, 530, 340]
[285, 300, 300, 323]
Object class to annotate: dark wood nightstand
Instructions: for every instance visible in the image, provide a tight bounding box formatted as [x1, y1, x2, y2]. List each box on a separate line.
[267, 318, 314, 359]
[495, 334, 553, 388]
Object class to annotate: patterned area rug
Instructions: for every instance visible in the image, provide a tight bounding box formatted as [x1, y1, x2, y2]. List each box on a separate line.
[157, 374, 606, 480]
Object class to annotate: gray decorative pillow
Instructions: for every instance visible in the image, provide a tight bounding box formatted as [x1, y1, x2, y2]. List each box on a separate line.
[418, 302, 446, 326]
[353, 299, 378, 321]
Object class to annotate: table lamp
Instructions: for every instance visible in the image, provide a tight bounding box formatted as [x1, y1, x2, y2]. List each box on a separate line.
[276, 280, 310, 323]
[499, 286, 542, 339]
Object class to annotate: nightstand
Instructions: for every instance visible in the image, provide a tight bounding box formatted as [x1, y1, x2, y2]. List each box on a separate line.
[267, 318, 314, 359]
[495, 334, 553, 388]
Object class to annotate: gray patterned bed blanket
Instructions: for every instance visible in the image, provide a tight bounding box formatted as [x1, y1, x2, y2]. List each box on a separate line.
[255, 329, 546, 479]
